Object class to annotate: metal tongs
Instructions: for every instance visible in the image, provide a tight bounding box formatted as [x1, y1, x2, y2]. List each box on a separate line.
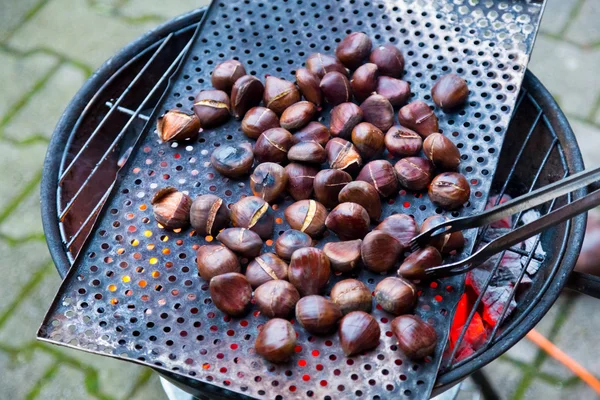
[411, 166, 600, 278]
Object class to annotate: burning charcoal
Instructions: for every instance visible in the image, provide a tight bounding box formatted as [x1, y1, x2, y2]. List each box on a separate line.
[466, 266, 517, 327]
[486, 194, 513, 228]
[448, 294, 487, 362]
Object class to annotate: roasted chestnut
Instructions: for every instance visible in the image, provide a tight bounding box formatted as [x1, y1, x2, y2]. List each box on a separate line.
[336, 32, 373, 69]
[295, 67, 322, 107]
[360, 94, 394, 132]
[329, 102, 363, 139]
[325, 202, 370, 240]
[280, 101, 317, 131]
[263, 76, 301, 115]
[255, 318, 297, 363]
[313, 169, 352, 209]
[338, 311, 381, 356]
[288, 247, 331, 296]
[211, 60, 246, 92]
[306, 53, 347, 78]
[394, 157, 435, 191]
[391, 315, 437, 360]
[351, 122, 385, 160]
[356, 160, 398, 197]
[376, 76, 411, 107]
[287, 141, 327, 164]
[431, 73, 468, 111]
[210, 272, 252, 316]
[398, 101, 438, 138]
[231, 75, 264, 119]
[361, 230, 402, 273]
[422, 132, 461, 170]
[420, 215, 465, 254]
[196, 245, 240, 281]
[322, 239, 362, 273]
[190, 194, 229, 236]
[385, 126, 422, 157]
[193, 89, 231, 128]
[157, 109, 200, 142]
[351, 63, 379, 102]
[275, 229, 313, 260]
[211, 142, 254, 178]
[254, 280, 300, 318]
[254, 127, 293, 164]
[295, 295, 342, 334]
[241, 106, 280, 139]
[376, 214, 419, 249]
[285, 163, 318, 201]
[230, 196, 274, 239]
[151, 187, 192, 229]
[293, 121, 330, 146]
[369, 45, 404, 77]
[397, 245, 442, 280]
[250, 162, 288, 203]
[330, 279, 372, 315]
[216, 227, 263, 258]
[338, 181, 381, 222]
[246, 252, 289, 288]
[284, 199, 328, 238]
[326, 138, 363, 176]
[374, 277, 417, 315]
[428, 172, 471, 210]
[320, 71, 352, 106]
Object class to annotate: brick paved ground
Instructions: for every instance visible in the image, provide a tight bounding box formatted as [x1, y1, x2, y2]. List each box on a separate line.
[0, 0, 598, 399]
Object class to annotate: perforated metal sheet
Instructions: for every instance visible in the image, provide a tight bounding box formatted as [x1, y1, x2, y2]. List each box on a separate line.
[39, 0, 544, 398]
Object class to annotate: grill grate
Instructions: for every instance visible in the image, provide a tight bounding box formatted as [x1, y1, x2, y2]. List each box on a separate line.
[40, 0, 545, 398]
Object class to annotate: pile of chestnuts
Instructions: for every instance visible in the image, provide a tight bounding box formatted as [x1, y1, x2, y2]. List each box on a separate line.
[152, 32, 472, 364]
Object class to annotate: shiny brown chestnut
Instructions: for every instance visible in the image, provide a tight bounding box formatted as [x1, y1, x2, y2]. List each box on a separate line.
[193, 89, 231, 128]
[209, 272, 252, 316]
[157, 109, 200, 142]
[230, 196, 274, 239]
[356, 160, 398, 197]
[330, 102, 363, 139]
[246, 252, 289, 289]
[394, 157, 435, 191]
[295, 295, 342, 334]
[211, 60, 246, 92]
[284, 163, 318, 200]
[419, 215, 465, 254]
[338, 311, 381, 356]
[338, 181, 381, 222]
[284, 199, 328, 238]
[374, 277, 417, 315]
[196, 245, 241, 282]
[398, 101, 439, 138]
[336, 32, 373, 70]
[254, 127, 294, 164]
[280, 101, 317, 131]
[288, 248, 331, 296]
[428, 172, 471, 210]
[275, 229, 313, 260]
[263, 76, 301, 115]
[369, 45, 404, 78]
[331, 279, 372, 315]
[231, 75, 264, 119]
[287, 141, 327, 165]
[211, 142, 254, 178]
[190, 194, 229, 236]
[376, 214, 419, 250]
[376, 76, 411, 107]
[397, 245, 442, 280]
[293, 122, 330, 146]
[320, 71, 352, 106]
[431, 73, 468, 111]
[361, 230, 402, 273]
[351, 122, 385, 160]
[351, 63, 379, 102]
[250, 162, 288, 204]
[254, 280, 300, 318]
[391, 315, 437, 360]
[241, 107, 280, 139]
[216, 227, 263, 258]
[295, 67, 322, 107]
[422, 133, 461, 170]
[326, 138, 363, 176]
[322, 239, 362, 273]
[313, 169, 352, 209]
[360, 94, 394, 132]
[325, 202, 370, 240]
[255, 318, 297, 363]
[385, 126, 422, 157]
[306, 53, 347, 78]
[151, 187, 192, 229]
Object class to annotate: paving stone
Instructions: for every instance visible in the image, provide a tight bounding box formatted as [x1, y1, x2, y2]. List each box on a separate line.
[0, 186, 43, 240]
[4, 63, 87, 141]
[538, 0, 580, 36]
[0, 0, 43, 41]
[524, 378, 596, 400]
[479, 358, 522, 400]
[502, 337, 538, 364]
[130, 374, 165, 400]
[7, 0, 157, 69]
[529, 35, 600, 120]
[35, 365, 96, 400]
[120, 0, 211, 21]
[564, 0, 600, 46]
[0, 142, 46, 211]
[569, 119, 600, 169]
[0, 349, 55, 400]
